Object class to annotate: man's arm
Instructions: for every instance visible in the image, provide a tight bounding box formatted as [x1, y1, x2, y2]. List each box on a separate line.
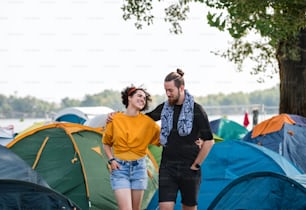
[106, 103, 164, 124]
[191, 103, 214, 170]
[145, 103, 164, 121]
[191, 139, 214, 170]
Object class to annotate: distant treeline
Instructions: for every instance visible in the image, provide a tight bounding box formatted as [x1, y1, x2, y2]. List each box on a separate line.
[0, 86, 279, 119]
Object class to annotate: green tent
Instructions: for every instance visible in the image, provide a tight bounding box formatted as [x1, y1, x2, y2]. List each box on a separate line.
[7, 122, 158, 210]
[210, 117, 248, 140]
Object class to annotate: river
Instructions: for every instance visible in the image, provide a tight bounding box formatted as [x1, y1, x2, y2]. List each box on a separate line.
[0, 113, 277, 134]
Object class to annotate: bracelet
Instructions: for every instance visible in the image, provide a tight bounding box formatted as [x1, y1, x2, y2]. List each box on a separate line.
[108, 158, 115, 164]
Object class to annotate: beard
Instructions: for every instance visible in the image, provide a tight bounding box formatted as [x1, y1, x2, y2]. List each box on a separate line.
[168, 92, 180, 106]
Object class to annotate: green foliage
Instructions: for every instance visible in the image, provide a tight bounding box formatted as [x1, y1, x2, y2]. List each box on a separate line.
[195, 86, 279, 107]
[205, 0, 306, 43]
[0, 94, 58, 118]
[122, 0, 154, 29]
[0, 87, 279, 118]
[207, 13, 226, 31]
[120, 0, 306, 81]
[61, 97, 81, 108]
[164, 2, 190, 34]
[121, 0, 192, 34]
[81, 89, 123, 111]
[203, 0, 306, 79]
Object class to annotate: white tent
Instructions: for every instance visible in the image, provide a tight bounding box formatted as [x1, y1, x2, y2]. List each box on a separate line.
[0, 125, 14, 146]
[53, 106, 114, 124]
[84, 114, 109, 128]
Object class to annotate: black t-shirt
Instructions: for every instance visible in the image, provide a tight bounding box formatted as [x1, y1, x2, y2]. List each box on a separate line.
[147, 102, 213, 164]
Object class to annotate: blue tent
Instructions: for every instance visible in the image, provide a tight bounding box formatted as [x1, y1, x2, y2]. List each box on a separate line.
[146, 140, 302, 210]
[208, 172, 306, 210]
[291, 174, 306, 188]
[243, 114, 306, 173]
[54, 107, 88, 124]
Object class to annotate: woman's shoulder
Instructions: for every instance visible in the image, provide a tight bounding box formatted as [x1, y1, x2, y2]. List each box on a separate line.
[112, 112, 124, 119]
[114, 112, 151, 121]
[140, 113, 156, 122]
[140, 112, 150, 119]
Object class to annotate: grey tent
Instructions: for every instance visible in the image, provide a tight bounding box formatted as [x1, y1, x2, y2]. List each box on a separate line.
[0, 145, 80, 209]
[0, 144, 47, 185]
[0, 180, 80, 210]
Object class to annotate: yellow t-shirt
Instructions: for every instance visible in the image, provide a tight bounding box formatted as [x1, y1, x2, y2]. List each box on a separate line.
[102, 112, 160, 160]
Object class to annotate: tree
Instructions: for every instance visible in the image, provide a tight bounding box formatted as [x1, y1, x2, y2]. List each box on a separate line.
[60, 97, 81, 108]
[121, 0, 306, 116]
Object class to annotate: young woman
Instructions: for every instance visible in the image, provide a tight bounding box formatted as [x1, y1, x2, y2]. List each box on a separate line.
[102, 85, 160, 210]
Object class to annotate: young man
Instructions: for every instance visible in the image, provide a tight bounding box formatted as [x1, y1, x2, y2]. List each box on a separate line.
[146, 69, 214, 210]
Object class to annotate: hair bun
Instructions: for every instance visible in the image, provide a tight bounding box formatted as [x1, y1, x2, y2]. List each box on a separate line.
[176, 68, 184, 77]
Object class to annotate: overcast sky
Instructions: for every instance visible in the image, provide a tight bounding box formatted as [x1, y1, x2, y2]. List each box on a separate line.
[0, 1, 279, 103]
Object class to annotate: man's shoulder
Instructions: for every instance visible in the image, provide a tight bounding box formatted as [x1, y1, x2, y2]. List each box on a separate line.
[193, 102, 203, 109]
[155, 103, 165, 110]
[193, 102, 208, 114]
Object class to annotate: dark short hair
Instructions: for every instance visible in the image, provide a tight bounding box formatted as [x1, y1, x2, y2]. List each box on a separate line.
[121, 85, 152, 111]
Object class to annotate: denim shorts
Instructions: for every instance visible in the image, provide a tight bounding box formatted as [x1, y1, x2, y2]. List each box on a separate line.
[110, 157, 148, 190]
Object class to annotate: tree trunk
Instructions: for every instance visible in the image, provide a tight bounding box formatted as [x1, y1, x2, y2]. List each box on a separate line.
[277, 28, 306, 117]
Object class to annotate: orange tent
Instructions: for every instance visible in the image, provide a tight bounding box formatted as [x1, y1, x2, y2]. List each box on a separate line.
[251, 114, 295, 138]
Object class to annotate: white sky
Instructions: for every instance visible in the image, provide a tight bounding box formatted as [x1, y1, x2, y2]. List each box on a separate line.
[0, 1, 279, 103]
